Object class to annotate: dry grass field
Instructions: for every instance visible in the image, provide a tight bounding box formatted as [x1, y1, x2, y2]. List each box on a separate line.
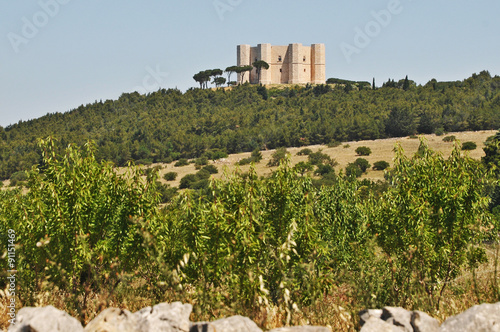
[153, 130, 496, 187]
[1, 130, 496, 188]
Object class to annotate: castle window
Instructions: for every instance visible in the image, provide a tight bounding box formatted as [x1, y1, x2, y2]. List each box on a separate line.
[303, 56, 306, 62]
[304, 69, 306, 72]
[278, 55, 282, 62]
[280, 69, 282, 72]
[255, 57, 258, 62]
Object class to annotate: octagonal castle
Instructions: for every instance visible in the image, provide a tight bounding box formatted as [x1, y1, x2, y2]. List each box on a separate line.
[237, 43, 325, 85]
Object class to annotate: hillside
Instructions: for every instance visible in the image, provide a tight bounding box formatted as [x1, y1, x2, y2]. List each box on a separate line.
[1, 71, 499, 180]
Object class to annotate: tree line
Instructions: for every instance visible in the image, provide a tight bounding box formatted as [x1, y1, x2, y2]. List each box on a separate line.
[0, 70, 499, 180]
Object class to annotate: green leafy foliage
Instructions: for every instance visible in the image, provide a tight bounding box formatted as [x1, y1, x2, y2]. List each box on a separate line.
[163, 171, 178, 181]
[296, 148, 312, 156]
[268, 148, 289, 167]
[354, 158, 371, 172]
[238, 148, 263, 165]
[443, 135, 456, 142]
[355, 146, 372, 156]
[0, 137, 159, 297]
[462, 141, 477, 151]
[373, 139, 494, 307]
[308, 151, 337, 166]
[174, 159, 189, 167]
[373, 160, 390, 170]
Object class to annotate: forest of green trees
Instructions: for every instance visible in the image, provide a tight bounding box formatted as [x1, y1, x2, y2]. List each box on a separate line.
[1, 70, 499, 180]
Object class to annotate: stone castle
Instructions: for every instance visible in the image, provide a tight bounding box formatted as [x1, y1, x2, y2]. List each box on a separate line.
[237, 43, 325, 85]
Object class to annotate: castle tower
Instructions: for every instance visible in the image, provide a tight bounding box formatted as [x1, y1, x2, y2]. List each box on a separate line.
[237, 44, 251, 83]
[311, 44, 326, 84]
[257, 43, 272, 85]
[288, 43, 302, 84]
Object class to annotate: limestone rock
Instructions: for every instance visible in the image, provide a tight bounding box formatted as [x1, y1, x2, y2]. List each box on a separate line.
[134, 301, 193, 332]
[440, 302, 500, 332]
[209, 315, 262, 332]
[360, 316, 406, 332]
[84, 307, 138, 332]
[8, 305, 84, 332]
[410, 310, 439, 332]
[189, 322, 216, 332]
[381, 307, 413, 332]
[268, 326, 331, 331]
[359, 309, 383, 326]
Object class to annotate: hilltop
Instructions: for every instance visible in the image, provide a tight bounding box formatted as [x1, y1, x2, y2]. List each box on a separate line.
[1, 70, 499, 180]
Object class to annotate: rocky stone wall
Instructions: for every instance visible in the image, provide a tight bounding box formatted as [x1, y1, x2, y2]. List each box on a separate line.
[7, 301, 500, 332]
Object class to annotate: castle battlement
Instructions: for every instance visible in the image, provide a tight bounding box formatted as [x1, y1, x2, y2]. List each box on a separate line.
[237, 43, 325, 85]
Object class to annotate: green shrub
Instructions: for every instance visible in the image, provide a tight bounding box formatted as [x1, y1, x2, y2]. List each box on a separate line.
[163, 172, 178, 181]
[354, 158, 371, 173]
[293, 161, 313, 176]
[345, 163, 362, 178]
[204, 149, 228, 160]
[435, 127, 445, 136]
[238, 148, 262, 165]
[179, 173, 198, 189]
[296, 148, 312, 156]
[355, 146, 372, 156]
[202, 164, 218, 174]
[314, 163, 335, 176]
[267, 147, 289, 166]
[174, 158, 189, 167]
[373, 140, 494, 307]
[373, 160, 390, 170]
[194, 157, 208, 169]
[156, 182, 179, 203]
[462, 141, 477, 151]
[442, 135, 456, 142]
[308, 151, 337, 166]
[327, 140, 342, 148]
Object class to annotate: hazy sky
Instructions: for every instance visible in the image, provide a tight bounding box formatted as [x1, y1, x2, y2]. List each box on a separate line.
[1, 0, 499, 127]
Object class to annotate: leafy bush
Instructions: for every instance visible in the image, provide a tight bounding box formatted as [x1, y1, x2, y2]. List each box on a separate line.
[9, 171, 27, 187]
[462, 141, 477, 151]
[373, 140, 494, 307]
[156, 182, 179, 203]
[293, 161, 313, 176]
[308, 151, 337, 166]
[435, 127, 445, 136]
[163, 172, 178, 181]
[201, 164, 218, 174]
[194, 157, 208, 169]
[314, 163, 335, 176]
[238, 148, 263, 165]
[327, 140, 342, 148]
[345, 163, 362, 178]
[355, 146, 372, 156]
[204, 149, 228, 160]
[174, 158, 189, 167]
[354, 158, 371, 173]
[267, 147, 289, 166]
[296, 148, 312, 156]
[179, 173, 198, 189]
[372, 160, 390, 170]
[0, 138, 159, 298]
[442, 135, 456, 142]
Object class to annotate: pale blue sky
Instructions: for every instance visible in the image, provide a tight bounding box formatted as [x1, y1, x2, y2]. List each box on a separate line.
[1, 0, 499, 127]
